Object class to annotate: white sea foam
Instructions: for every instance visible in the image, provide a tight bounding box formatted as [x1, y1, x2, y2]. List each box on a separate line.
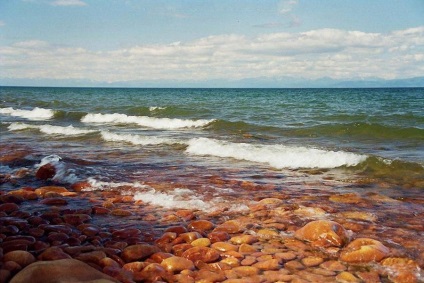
[81, 112, 214, 129]
[8, 122, 95, 136]
[186, 138, 367, 169]
[133, 188, 212, 210]
[86, 178, 149, 191]
[37, 155, 79, 183]
[149, 106, 166, 112]
[0, 107, 55, 121]
[100, 131, 178, 146]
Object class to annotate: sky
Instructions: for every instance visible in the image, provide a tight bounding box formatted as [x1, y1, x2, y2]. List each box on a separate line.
[1, 0, 424, 87]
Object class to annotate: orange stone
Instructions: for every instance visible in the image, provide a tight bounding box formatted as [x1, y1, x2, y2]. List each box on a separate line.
[294, 220, 349, 247]
[340, 238, 389, 263]
[181, 246, 220, 263]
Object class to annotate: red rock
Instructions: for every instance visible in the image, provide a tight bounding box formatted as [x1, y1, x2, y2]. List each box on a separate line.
[10, 258, 118, 283]
[381, 257, 419, 283]
[112, 228, 141, 239]
[178, 232, 203, 244]
[340, 238, 389, 263]
[76, 250, 107, 265]
[3, 251, 36, 268]
[111, 209, 133, 216]
[294, 220, 349, 247]
[138, 263, 173, 282]
[252, 259, 282, 270]
[0, 269, 12, 283]
[39, 224, 72, 234]
[35, 186, 69, 197]
[181, 246, 220, 263]
[211, 242, 238, 252]
[40, 198, 68, 205]
[161, 256, 195, 273]
[188, 220, 215, 232]
[0, 195, 24, 204]
[35, 163, 56, 180]
[92, 206, 111, 215]
[149, 252, 173, 263]
[121, 244, 160, 262]
[70, 181, 91, 192]
[63, 214, 92, 225]
[38, 247, 72, 261]
[165, 226, 188, 235]
[0, 203, 20, 213]
[208, 231, 231, 243]
[172, 243, 193, 256]
[213, 220, 243, 234]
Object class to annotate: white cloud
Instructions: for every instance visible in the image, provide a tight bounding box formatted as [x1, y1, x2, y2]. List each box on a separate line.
[1, 27, 423, 83]
[50, 0, 87, 6]
[0, 20, 5, 27]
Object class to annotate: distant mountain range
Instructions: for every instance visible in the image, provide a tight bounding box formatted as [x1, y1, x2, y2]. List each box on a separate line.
[1, 76, 424, 88]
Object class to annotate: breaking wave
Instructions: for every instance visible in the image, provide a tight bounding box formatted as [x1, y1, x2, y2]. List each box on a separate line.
[185, 137, 367, 169]
[8, 122, 96, 136]
[100, 131, 179, 146]
[81, 112, 214, 129]
[0, 107, 55, 121]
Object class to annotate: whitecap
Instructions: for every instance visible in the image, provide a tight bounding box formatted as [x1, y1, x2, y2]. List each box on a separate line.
[81, 112, 214, 129]
[100, 131, 179, 146]
[8, 122, 95, 136]
[185, 137, 367, 169]
[0, 107, 55, 121]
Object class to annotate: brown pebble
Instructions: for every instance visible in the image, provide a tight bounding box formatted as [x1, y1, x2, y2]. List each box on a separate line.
[40, 198, 68, 205]
[336, 271, 361, 282]
[121, 244, 160, 262]
[35, 186, 68, 197]
[3, 251, 36, 268]
[230, 235, 258, 245]
[285, 260, 305, 271]
[213, 220, 243, 234]
[301, 256, 324, 267]
[294, 220, 349, 247]
[161, 256, 195, 273]
[340, 238, 389, 263]
[0, 203, 20, 213]
[111, 209, 133, 216]
[208, 231, 231, 243]
[182, 246, 220, 263]
[35, 163, 56, 180]
[38, 247, 71, 260]
[211, 242, 238, 252]
[253, 259, 282, 270]
[320, 260, 346, 272]
[188, 220, 215, 232]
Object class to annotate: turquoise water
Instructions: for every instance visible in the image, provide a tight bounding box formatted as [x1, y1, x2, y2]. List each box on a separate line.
[1, 87, 423, 193]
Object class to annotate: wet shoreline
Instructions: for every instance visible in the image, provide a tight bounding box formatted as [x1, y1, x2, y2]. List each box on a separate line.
[1, 146, 423, 282]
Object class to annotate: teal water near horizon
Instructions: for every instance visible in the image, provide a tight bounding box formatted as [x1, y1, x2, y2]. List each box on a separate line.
[1, 86, 423, 198]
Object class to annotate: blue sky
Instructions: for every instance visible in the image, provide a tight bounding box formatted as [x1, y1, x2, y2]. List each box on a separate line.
[1, 0, 423, 87]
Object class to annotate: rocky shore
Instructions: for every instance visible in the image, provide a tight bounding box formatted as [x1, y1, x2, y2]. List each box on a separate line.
[1, 152, 423, 283]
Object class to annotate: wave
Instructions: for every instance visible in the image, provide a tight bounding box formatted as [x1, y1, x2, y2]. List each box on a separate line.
[8, 122, 96, 136]
[185, 137, 367, 169]
[100, 131, 179, 146]
[149, 106, 167, 112]
[0, 107, 55, 121]
[81, 113, 215, 129]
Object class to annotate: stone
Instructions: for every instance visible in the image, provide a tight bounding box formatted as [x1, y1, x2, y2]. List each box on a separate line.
[213, 220, 243, 234]
[329, 193, 362, 204]
[38, 247, 72, 261]
[208, 231, 231, 243]
[336, 271, 361, 283]
[300, 256, 323, 268]
[188, 220, 215, 232]
[232, 266, 259, 277]
[320, 260, 347, 272]
[211, 242, 238, 252]
[63, 214, 92, 226]
[294, 220, 349, 247]
[3, 251, 36, 268]
[40, 198, 68, 205]
[121, 244, 160, 262]
[111, 209, 133, 216]
[252, 259, 282, 270]
[340, 238, 389, 263]
[10, 258, 118, 283]
[381, 257, 420, 283]
[230, 235, 258, 245]
[35, 163, 56, 180]
[161, 256, 195, 273]
[191, 237, 211, 247]
[181, 246, 220, 263]
[238, 244, 258, 254]
[35, 186, 68, 197]
[138, 263, 173, 282]
[195, 269, 226, 282]
[112, 228, 141, 239]
[0, 203, 20, 214]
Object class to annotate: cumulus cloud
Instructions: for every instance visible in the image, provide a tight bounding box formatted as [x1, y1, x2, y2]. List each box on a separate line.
[1, 27, 423, 83]
[50, 0, 87, 6]
[278, 0, 298, 14]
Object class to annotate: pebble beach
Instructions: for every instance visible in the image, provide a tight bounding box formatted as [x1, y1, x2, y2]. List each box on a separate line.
[1, 143, 423, 283]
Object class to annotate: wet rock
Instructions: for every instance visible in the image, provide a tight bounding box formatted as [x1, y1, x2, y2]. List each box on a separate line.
[336, 271, 361, 283]
[35, 186, 69, 197]
[112, 228, 141, 239]
[92, 206, 111, 215]
[76, 250, 107, 265]
[230, 235, 258, 245]
[10, 258, 119, 283]
[211, 241, 238, 252]
[121, 244, 160, 262]
[188, 220, 215, 232]
[3, 250, 36, 268]
[320, 260, 347, 272]
[195, 269, 226, 282]
[329, 193, 362, 204]
[339, 211, 378, 222]
[294, 220, 349, 247]
[38, 246, 72, 261]
[189, 237, 210, 247]
[0, 203, 20, 214]
[181, 246, 220, 263]
[381, 257, 420, 283]
[35, 163, 56, 180]
[214, 220, 243, 234]
[111, 209, 133, 216]
[208, 231, 231, 243]
[40, 197, 68, 205]
[340, 238, 389, 263]
[301, 256, 324, 267]
[161, 256, 195, 273]
[150, 252, 173, 263]
[178, 232, 203, 244]
[252, 258, 282, 270]
[138, 263, 173, 282]
[238, 243, 258, 254]
[231, 266, 259, 277]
